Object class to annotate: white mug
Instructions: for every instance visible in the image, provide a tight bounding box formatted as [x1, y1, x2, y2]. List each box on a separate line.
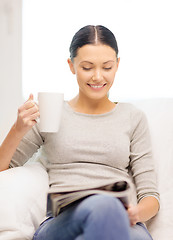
[38, 92, 64, 132]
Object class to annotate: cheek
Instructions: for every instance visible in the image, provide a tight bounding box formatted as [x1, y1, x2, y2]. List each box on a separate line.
[76, 71, 92, 81]
[108, 78, 114, 89]
[105, 71, 116, 83]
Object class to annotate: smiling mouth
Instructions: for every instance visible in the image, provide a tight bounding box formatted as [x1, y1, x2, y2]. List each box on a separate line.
[87, 83, 107, 89]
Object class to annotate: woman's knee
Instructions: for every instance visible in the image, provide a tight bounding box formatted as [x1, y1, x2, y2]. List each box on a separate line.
[72, 194, 130, 239]
[74, 194, 128, 223]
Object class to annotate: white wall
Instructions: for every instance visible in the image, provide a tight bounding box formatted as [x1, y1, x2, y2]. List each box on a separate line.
[0, 0, 22, 143]
[1, 0, 173, 142]
[22, 0, 173, 102]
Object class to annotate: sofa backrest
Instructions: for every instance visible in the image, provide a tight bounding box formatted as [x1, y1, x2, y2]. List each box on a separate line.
[129, 98, 173, 239]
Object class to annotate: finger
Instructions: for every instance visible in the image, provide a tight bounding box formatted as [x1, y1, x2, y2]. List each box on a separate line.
[26, 93, 35, 109]
[127, 208, 134, 215]
[128, 209, 136, 216]
[22, 95, 38, 111]
[29, 93, 34, 101]
[22, 118, 37, 128]
[25, 101, 36, 110]
[19, 110, 39, 126]
[29, 109, 40, 120]
[131, 221, 137, 226]
[127, 203, 133, 210]
[24, 93, 34, 103]
[23, 94, 35, 109]
[19, 104, 39, 120]
[24, 112, 40, 123]
[18, 101, 35, 114]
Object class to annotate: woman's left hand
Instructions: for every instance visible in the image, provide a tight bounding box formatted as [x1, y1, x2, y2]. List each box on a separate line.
[127, 204, 140, 226]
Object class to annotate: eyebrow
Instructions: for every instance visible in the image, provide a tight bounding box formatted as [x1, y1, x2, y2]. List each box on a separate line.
[80, 61, 94, 64]
[80, 60, 115, 64]
[103, 60, 115, 64]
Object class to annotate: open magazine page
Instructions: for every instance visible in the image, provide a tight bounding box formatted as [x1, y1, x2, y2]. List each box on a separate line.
[47, 180, 132, 217]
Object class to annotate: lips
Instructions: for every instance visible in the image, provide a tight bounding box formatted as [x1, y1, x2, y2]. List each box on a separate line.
[87, 83, 107, 89]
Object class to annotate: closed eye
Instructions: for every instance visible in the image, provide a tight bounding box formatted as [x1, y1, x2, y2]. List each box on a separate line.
[83, 67, 92, 71]
[104, 67, 112, 70]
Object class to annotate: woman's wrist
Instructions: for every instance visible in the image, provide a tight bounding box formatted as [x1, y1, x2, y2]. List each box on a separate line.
[11, 123, 27, 140]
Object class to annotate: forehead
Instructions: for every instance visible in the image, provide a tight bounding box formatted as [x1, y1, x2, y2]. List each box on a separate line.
[75, 44, 117, 63]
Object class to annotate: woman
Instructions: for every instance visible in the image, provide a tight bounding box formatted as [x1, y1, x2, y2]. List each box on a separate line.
[0, 25, 159, 240]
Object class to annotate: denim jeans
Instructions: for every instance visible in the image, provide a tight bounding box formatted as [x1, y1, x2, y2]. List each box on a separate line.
[33, 195, 153, 240]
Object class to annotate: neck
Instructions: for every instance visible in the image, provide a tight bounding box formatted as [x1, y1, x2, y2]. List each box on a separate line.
[68, 94, 116, 114]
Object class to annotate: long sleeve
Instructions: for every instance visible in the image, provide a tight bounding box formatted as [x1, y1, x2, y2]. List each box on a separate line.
[10, 124, 44, 167]
[129, 110, 159, 202]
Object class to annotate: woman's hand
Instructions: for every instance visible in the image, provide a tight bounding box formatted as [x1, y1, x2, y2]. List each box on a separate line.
[127, 197, 159, 226]
[127, 204, 140, 226]
[0, 94, 40, 171]
[14, 94, 40, 136]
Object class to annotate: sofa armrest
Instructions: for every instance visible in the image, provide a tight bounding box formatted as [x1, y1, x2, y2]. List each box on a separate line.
[0, 162, 49, 240]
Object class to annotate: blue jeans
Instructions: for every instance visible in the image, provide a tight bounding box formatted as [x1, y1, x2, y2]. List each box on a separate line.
[33, 195, 153, 240]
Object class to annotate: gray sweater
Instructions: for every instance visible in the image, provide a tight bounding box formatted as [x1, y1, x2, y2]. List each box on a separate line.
[11, 102, 159, 203]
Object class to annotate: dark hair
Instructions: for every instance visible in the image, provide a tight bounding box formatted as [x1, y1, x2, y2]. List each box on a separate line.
[69, 25, 119, 61]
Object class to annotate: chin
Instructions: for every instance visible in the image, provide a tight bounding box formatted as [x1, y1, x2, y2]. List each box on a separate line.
[88, 93, 108, 101]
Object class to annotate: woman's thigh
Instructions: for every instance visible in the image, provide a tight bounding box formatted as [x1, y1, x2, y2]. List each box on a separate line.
[74, 224, 153, 240]
[33, 195, 152, 240]
[33, 222, 152, 240]
[33, 194, 130, 240]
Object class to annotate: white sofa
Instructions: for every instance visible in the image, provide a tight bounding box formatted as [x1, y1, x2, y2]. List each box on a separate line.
[0, 98, 173, 240]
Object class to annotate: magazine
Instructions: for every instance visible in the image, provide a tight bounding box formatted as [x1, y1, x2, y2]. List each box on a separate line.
[46, 180, 131, 217]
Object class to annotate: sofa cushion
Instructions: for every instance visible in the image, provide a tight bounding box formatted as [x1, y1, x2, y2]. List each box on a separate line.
[0, 162, 49, 240]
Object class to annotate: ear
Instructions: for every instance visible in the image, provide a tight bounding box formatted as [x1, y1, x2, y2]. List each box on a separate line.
[67, 58, 75, 74]
[117, 57, 120, 68]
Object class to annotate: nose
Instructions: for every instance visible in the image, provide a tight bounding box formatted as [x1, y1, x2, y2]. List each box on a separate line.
[92, 69, 103, 81]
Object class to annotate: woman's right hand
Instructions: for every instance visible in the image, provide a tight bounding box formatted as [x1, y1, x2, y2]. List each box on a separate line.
[14, 94, 40, 136]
